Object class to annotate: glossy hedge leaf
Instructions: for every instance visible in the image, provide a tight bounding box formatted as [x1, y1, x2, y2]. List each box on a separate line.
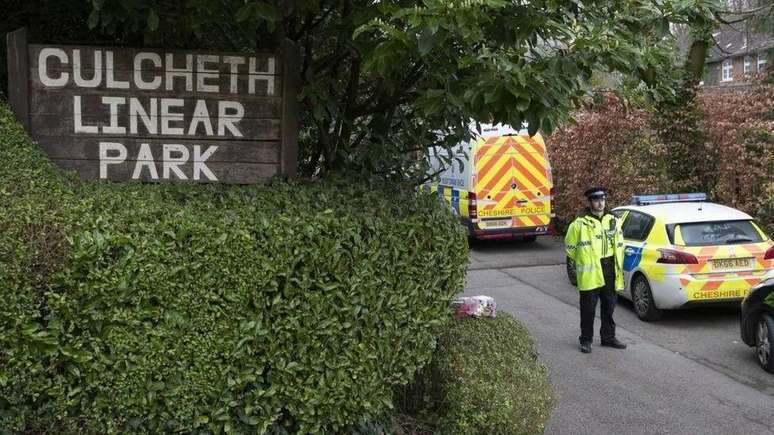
[0, 102, 468, 434]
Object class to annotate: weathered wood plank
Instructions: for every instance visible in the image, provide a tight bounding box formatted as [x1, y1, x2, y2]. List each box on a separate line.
[19, 41, 297, 183]
[29, 114, 281, 141]
[7, 28, 29, 130]
[34, 136, 280, 163]
[54, 159, 279, 183]
[29, 45, 281, 75]
[30, 67, 282, 98]
[29, 91, 282, 118]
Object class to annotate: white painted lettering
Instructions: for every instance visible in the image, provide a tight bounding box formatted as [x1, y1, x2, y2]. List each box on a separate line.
[187, 100, 214, 136]
[161, 98, 185, 135]
[132, 143, 159, 179]
[99, 142, 127, 178]
[105, 51, 130, 89]
[73, 96, 98, 133]
[38, 48, 69, 87]
[248, 57, 275, 95]
[196, 54, 220, 93]
[129, 97, 158, 134]
[222, 56, 245, 94]
[165, 53, 193, 91]
[193, 145, 218, 181]
[134, 52, 162, 90]
[72, 49, 102, 88]
[163, 144, 189, 179]
[101, 96, 127, 134]
[217, 101, 244, 137]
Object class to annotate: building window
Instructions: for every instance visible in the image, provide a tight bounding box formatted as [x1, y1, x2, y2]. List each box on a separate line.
[758, 54, 768, 71]
[722, 59, 734, 81]
[744, 56, 752, 74]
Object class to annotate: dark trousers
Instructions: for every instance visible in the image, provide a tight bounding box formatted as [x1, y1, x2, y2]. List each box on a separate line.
[579, 257, 617, 344]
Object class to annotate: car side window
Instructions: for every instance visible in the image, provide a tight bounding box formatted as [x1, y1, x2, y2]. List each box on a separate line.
[621, 211, 654, 241]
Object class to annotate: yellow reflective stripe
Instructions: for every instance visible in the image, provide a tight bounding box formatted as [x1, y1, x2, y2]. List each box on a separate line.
[514, 138, 549, 185]
[476, 154, 511, 194]
[519, 138, 550, 168]
[486, 165, 514, 196]
[492, 190, 516, 211]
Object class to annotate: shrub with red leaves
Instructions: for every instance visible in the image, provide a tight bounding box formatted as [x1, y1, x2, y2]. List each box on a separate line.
[547, 74, 773, 235]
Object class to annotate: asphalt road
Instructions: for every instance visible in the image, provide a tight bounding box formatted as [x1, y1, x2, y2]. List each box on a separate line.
[464, 236, 774, 435]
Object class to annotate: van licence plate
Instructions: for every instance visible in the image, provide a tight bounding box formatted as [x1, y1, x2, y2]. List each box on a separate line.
[711, 258, 753, 271]
[484, 219, 512, 229]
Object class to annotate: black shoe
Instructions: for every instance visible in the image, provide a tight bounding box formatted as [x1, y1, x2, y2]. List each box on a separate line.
[601, 338, 627, 349]
[580, 342, 592, 353]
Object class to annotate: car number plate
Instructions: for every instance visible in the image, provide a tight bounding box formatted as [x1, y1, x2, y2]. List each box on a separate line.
[711, 258, 753, 271]
[484, 218, 512, 229]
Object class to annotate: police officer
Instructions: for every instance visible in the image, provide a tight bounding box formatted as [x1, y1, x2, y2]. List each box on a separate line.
[565, 187, 626, 353]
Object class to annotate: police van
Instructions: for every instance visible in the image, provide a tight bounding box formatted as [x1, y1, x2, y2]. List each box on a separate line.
[425, 123, 555, 241]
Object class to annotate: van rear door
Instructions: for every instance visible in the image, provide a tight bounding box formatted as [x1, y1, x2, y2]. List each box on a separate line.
[512, 134, 552, 229]
[474, 134, 552, 230]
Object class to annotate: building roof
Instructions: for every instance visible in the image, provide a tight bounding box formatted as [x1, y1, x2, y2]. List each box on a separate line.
[614, 202, 753, 224]
[708, 24, 774, 63]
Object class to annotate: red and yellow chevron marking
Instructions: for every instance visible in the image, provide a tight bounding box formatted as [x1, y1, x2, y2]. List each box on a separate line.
[684, 276, 763, 300]
[736, 242, 772, 269]
[675, 241, 774, 300]
[679, 246, 719, 274]
[474, 134, 553, 228]
[512, 214, 551, 227]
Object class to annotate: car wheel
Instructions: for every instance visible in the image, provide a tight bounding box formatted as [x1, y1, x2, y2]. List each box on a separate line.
[632, 274, 662, 322]
[755, 313, 774, 373]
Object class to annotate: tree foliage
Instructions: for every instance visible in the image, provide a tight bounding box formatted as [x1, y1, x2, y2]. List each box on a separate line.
[3, 1, 724, 181]
[549, 73, 774, 235]
[81, 0, 731, 180]
[721, 0, 774, 35]
[0, 101, 469, 433]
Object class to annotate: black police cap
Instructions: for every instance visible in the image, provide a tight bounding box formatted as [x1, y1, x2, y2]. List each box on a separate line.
[584, 187, 607, 199]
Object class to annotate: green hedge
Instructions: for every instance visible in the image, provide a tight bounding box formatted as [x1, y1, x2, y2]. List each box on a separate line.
[398, 313, 554, 434]
[0, 102, 469, 434]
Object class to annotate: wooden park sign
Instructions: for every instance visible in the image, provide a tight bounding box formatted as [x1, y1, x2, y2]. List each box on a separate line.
[6, 28, 298, 183]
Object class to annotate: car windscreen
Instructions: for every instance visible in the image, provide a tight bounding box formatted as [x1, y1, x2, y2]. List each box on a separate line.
[669, 220, 764, 246]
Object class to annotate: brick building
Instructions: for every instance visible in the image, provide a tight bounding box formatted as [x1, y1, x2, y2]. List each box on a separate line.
[703, 24, 773, 87]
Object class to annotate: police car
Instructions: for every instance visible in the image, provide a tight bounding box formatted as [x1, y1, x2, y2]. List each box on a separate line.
[612, 193, 774, 321]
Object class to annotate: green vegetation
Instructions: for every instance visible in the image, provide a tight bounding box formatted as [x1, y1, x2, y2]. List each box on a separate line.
[549, 74, 774, 236]
[397, 313, 554, 435]
[0, 103, 469, 433]
[2, 0, 723, 181]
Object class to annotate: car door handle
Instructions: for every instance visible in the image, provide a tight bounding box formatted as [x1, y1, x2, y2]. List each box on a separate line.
[624, 248, 636, 255]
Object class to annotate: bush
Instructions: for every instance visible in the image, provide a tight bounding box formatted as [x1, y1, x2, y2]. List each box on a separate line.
[546, 94, 659, 232]
[547, 74, 774, 236]
[398, 313, 554, 435]
[0, 102, 469, 434]
[698, 79, 774, 236]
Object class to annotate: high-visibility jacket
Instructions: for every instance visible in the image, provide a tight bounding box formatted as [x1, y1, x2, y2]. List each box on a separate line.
[565, 211, 625, 292]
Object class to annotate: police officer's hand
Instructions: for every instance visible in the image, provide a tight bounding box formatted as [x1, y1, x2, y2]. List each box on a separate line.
[566, 257, 577, 286]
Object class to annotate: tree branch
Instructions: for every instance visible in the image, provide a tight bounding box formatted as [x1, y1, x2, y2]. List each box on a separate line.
[717, 4, 774, 17]
[351, 63, 424, 117]
[335, 50, 362, 153]
[291, 5, 335, 40]
[711, 34, 733, 55]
